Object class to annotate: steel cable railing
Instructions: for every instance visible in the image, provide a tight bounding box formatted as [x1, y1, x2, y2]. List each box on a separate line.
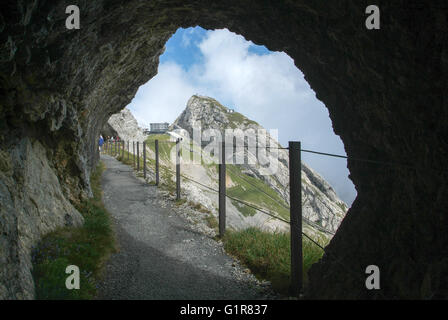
[103, 138, 406, 298]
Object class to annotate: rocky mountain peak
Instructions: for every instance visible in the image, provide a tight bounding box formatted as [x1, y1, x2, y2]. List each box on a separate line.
[105, 108, 146, 143]
[172, 95, 348, 234]
[172, 95, 259, 135]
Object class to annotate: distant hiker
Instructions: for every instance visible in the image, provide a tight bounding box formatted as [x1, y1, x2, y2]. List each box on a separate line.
[99, 135, 104, 152]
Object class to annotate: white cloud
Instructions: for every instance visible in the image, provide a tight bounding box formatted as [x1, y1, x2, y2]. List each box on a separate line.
[181, 28, 195, 47]
[129, 62, 197, 127]
[127, 28, 357, 205]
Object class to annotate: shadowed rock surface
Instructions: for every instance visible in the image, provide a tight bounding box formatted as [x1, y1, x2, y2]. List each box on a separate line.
[0, 1, 447, 299]
[106, 108, 146, 143]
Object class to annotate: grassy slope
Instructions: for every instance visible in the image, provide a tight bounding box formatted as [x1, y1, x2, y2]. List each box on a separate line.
[226, 164, 290, 220]
[145, 134, 176, 161]
[32, 161, 116, 300]
[224, 228, 327, 295]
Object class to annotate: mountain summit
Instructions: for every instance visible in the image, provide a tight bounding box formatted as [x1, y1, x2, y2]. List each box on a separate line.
[172, 95, 347, 235]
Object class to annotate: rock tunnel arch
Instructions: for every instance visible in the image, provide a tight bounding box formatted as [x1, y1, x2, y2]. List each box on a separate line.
[1, 1, 447, 299]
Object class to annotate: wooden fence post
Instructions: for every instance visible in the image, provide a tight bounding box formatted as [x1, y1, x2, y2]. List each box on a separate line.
[176, 138, 180, 200]
[127, 141, 129, 161]
[289, 141, 303, 297]
[137, 142, 140, 172]
[155, 139, 159, 186]
[143, 141, 146, 179]
[133, 141, 135, 168]
[219, 140, 226, 237]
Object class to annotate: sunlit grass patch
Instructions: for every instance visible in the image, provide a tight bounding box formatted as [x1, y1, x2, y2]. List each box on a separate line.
[32, 161, 116, 300]
[223, 227, 326, 295]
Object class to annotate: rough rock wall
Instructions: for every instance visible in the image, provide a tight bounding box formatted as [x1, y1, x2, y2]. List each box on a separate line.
[100, 122, 117, 140]
[0, 1, 447, 299]
[0, 138, 83, 299]
[107, 108, 146, 143]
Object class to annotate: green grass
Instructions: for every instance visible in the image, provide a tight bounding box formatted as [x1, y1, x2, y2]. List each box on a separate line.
[188, 201, 212, 214]
[105, 142, 156, 174]
[226, 165, 290, 220]
[205, 214, 219, 232]
[175, 198, 187, 206]
[109, 144, 178, 196]
[226, 111, 259, 128]
[31, 161, 116, 300]
[231, 199, 257, 217]
[223, 228, 327, 295]
[145, 134, 176, 161]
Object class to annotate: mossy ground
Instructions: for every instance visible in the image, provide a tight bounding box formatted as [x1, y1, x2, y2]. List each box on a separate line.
[31, 161, 116, 300]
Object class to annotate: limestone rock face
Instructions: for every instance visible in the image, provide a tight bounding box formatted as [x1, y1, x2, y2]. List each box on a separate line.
[106, 108, 146, 143]
[0, 0, 447, 299]
[172, 95, 347, 233]
[101, 122, 118, 140]
[0, 139, 83, 300]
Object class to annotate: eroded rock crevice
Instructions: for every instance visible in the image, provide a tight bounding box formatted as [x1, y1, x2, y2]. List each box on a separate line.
[0, 1, 447, 299]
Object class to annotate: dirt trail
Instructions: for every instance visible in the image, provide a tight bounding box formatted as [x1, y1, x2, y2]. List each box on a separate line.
[96, 155, 272, 299]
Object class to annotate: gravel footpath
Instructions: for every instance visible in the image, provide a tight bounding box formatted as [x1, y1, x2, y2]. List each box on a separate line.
[96, 155, 278, 300]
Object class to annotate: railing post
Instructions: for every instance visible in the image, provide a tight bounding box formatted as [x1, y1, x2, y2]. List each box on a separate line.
[133, 141, 135, 168]
[219, 140, 226, 237]
[122, 141, 125, 158]
[289, 141, 303, 297]
[143, 141, 146, 179]
[176, 138, 180, 200]
[137, 142, 140, 172]
[115, 139, 117, 155]
[155, 139, 159, 186]
[127, 141, 129, 161]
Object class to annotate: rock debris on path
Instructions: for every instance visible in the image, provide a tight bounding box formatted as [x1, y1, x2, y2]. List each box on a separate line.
[96, 155, 277, 300]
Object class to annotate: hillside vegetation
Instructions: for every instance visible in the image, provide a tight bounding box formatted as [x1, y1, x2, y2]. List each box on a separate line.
[31, 162, 116, 299]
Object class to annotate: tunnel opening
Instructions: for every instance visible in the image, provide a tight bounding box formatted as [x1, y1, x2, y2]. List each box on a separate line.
[0, 1, 447, 299]
[100, 26, 357, 295]
[125, 26, 357, 208]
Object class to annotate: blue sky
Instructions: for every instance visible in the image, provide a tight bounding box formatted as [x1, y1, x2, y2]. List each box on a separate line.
[160, 27, 271, 71]
[127, 27, 357, 205]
